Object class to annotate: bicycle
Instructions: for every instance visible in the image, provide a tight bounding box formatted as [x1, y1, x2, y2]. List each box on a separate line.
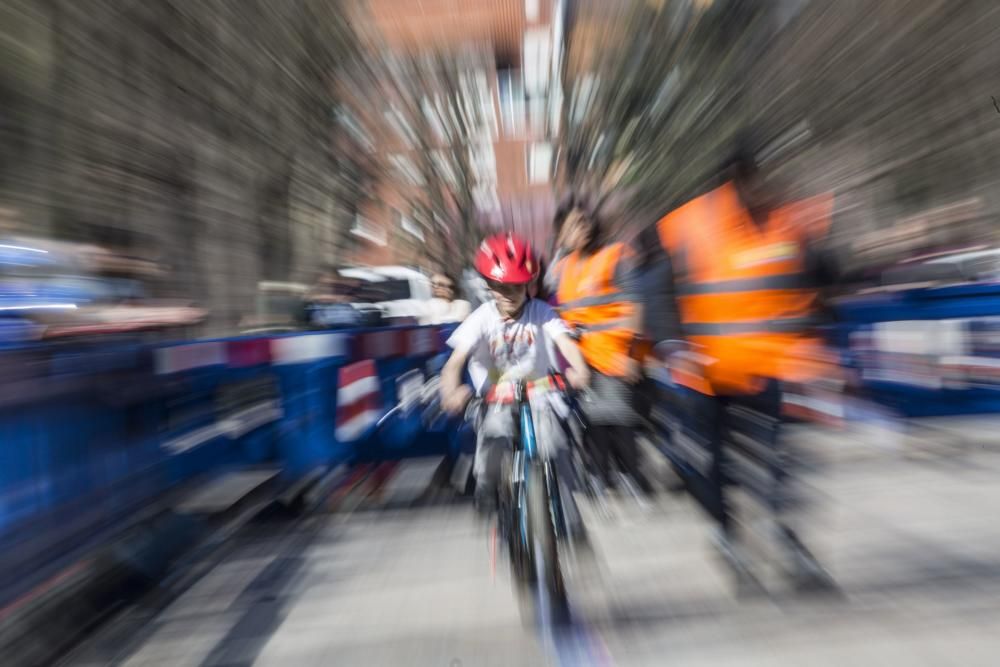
[471, 376, 572, 626]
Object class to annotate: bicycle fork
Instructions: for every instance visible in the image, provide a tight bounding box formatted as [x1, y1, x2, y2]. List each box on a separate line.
[516, 397, 568, 537]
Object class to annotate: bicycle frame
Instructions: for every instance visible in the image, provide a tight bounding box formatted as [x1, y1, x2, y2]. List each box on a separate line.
[515, 378, 566, 537]
[508, 379, 568, 550]
[511, 380, 535, 550]
[516, 381, 538, 460]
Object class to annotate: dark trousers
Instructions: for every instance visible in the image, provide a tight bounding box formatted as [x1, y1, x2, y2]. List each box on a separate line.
[587, 424, 654, 492]
[681, 379, 786, 534]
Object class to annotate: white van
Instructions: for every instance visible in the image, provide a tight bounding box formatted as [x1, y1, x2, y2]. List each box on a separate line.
[340, 265, 433, 325]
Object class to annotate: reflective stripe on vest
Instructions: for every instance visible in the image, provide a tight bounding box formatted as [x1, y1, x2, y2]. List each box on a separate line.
[675, 274, 810, 296]
[557, 292, 636, 311]
[676, 289, 818, 331]
[576, 318, 635, 333]
[683, 317, 817, 336]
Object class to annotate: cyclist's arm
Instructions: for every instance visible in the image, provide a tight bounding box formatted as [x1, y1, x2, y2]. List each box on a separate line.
[440, 341, 475, 413]
[440, 305, 485, 411]
[441, 342, 472, 395]
[553, 333, 591, 388]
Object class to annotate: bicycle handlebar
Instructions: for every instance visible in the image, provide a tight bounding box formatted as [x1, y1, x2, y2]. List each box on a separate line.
[546, 367, 591, 416]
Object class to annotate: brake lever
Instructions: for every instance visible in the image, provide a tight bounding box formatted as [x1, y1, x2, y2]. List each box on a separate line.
[548, 366, 589, 411]
[547, 367, 568, 396]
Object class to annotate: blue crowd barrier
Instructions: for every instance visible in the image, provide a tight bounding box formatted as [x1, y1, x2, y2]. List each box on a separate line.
[0, 322, 456, 598]
[834, 283, 1000, 417]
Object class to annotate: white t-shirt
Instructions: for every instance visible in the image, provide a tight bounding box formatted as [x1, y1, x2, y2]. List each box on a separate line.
[425, 297, 472, 324]
[447, 298, 570, 395]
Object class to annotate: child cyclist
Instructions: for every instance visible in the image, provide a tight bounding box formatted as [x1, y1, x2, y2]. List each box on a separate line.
[440, 232, 591, 520]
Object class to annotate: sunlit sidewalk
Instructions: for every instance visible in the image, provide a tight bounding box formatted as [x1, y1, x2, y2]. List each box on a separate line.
[69, 424, 1000, 666]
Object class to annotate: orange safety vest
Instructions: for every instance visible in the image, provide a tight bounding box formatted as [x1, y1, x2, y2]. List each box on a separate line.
[656, 181, 835, 395]
[555, 243, 640, 376]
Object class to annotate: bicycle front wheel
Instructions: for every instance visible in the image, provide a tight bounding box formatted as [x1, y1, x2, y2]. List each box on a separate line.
[525, 461, 570, 626]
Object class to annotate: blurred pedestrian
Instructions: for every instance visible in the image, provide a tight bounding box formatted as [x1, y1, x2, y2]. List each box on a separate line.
[549, 192, 654, 494]
[654, 135, 840, 591]
[421, 271, 473, 500]
[426, 272, 472, 324]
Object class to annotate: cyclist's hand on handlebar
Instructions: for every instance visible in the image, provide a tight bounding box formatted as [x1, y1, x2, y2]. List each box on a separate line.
[566, 366, 591, 391]
[442, 384, 473, 415]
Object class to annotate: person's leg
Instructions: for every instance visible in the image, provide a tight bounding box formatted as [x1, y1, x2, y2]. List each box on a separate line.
[610, 425, 655, 494]
[721, 382, 833, 592]
[415, 452, 457, 504]
[533, 397, 584, 540]
[473, 404, 513, 514]
[711, 394, 769, 592]
[584, 425, 604, 485]
[708, 395, 733, 534]
[429, 453, 456, 488]
[757, 380, 835, 590]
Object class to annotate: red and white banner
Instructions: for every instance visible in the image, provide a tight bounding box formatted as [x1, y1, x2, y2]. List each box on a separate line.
[354, 326, 443, 360]
[226, 338, 272, 368]
[356, 330, 402, 360]
[270, 332, 348, 365]
[155, 341, 226, 375]
[336, 359, 382, 443]
[156, 325, 446, 376]
[405, 327, 439, 356]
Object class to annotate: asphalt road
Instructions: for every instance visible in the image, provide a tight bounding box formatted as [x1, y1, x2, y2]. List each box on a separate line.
[67, 420, 1000, 666]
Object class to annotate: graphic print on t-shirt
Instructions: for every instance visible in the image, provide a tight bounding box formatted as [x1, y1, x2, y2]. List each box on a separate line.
[489, 323, 536, 382]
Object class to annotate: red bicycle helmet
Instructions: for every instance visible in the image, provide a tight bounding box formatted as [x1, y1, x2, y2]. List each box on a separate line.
[475, 232, 537, 284]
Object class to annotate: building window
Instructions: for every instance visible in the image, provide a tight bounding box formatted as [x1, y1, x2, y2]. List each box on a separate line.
[525, 0, 540, 22]
[528, 142, 553, 184]
[397, 211, 425, 241]
[497, 68, 525, 137]
[523, 28, 550, 98]
[351, 214, 387, 246]
[465, 70, 498, 138]
[529, 96, 547, 136]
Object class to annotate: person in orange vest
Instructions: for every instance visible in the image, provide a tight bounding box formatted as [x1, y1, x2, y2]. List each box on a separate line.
[550, 192, 654, 495]
[654, 138, 840, 592]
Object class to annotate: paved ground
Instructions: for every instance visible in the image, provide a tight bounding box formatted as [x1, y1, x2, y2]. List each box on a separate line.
[68, 419, 1000, 666]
